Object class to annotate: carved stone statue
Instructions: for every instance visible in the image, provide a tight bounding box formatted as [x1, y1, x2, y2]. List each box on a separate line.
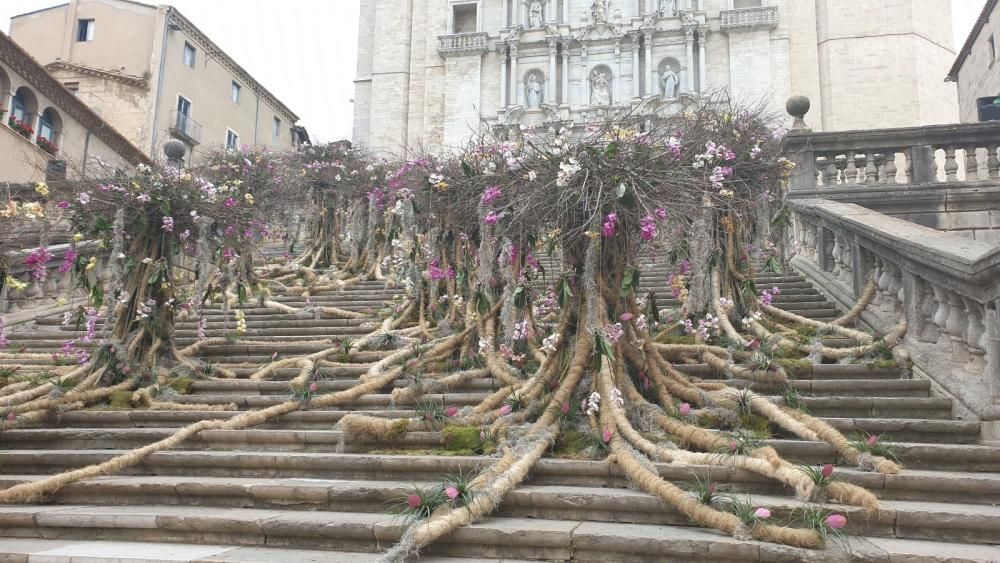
[659, 0, 677, 16]
[591, 70, 611, 106]
[528, 1, 543, 28]
[591, 0, 609, 24]
[526, 74, 543, 109]
[661, 66, 679, 99]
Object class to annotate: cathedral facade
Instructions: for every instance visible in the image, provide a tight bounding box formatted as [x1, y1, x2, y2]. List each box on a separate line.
[353, 0, 959, 154]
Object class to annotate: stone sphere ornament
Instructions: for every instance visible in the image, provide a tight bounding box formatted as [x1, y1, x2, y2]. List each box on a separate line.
[164, 139, 188, 163]
[786, 95, 811, 130]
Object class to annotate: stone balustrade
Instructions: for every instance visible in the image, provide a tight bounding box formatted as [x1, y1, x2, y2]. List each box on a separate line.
[786, 121, 1000, 191]
[720, 6, 779, 31]
[789, 199, 1000, 435]
[0, 242, 103, 317]
[437, 32, 490, 57]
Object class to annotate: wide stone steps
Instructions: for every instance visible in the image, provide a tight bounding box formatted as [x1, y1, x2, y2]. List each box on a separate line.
[0, 475, 997, 546]
[1, 503, 999, 562]
[2, 429, 994, 470]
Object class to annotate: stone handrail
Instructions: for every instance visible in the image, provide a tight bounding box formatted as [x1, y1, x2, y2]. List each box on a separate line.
[1, 242, 104, 319]
[437, 32, 490, 57]
[720, 6, 778, 31]
[789, 198, 1000, 433]
[785, 122, 1000, 192]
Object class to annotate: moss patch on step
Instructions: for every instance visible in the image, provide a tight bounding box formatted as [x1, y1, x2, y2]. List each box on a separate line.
[776, 358, 812, 377]
[441, 425, 497, 455]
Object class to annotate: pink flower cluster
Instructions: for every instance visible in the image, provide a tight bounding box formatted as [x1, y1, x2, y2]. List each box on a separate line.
[481, 185, 503, 205]
[640, 216, 657, 241]
[426, 259, 445, 281]
[24, 246, 53, 281]
[58, 247, 77, 274]
[602, 212, 618, 238]
[758, 286, 781, 306]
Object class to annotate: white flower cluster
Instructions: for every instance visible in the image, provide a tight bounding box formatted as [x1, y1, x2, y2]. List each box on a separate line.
[540, 332, 561, 354]
[556, 158, 581, 187]
[585, 391, 601, 416]
[611, 388, 624, 408]
[718, 297, 734, 312]
[235, 310, 247, 336]
[741, 311, 764, 327]
[478, 337, 493, 353]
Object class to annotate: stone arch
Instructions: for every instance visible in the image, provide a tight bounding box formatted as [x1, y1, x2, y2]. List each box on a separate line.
[658, 57, 682, 99]
[589, 64, 613, 106]
[38, 107, 63, 149]
[10, 86, 38, 135]
[523, 69, 545, 109]
[0, 66, 10, 116]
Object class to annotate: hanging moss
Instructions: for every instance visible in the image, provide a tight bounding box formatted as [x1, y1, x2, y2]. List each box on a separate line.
[551, 430, 588, 457]
[369, 448, 477, 457]
[442, 426, 480, 451]
[869, 359, 899, 370]
[657, 335, 698, 345]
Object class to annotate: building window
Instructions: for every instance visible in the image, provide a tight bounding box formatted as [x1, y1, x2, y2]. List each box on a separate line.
[989, 35, 997, 62]
[183, 42, 197, 68]
[226, 130, 239, 150]
[64, 82, 80, 95]
[273, 117, 281, 139]
[452, 3, 478, 33]
[231, 81, 241, 103]
[77, 19, 95, 42]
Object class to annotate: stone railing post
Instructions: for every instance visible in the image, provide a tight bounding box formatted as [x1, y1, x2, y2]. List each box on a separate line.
[909, 144, 937, 184]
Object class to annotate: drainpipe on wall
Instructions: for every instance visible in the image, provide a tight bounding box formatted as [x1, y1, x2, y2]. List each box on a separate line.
[253, 95, 260, 147]
[81, 130, 91, 177]
[149, 7, 173, 159]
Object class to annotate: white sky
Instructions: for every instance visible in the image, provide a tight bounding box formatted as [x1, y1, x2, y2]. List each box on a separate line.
[1, 0, 989, 143]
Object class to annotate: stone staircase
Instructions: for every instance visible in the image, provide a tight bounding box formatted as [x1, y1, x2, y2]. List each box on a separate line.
[0, 269, 999, 562]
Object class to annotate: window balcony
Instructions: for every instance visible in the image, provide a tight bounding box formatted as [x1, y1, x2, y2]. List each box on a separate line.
[169, 110, 202, 146]
[720, 6, 778, 31]
[438, 32, 490, 57]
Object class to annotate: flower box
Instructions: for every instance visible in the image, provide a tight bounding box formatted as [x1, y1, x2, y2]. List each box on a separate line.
[8, 116, 33, 139]
[36, 136, 59, 155]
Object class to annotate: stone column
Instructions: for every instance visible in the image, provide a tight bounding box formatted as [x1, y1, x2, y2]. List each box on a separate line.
[615, 40, 622, 104]
[684, 28, 695, 92]
[504, 0, 510, 27]
[515, 0, 522, 27]
[561, 40, 570, 105]
[563, 0, 569, 23]
[647, 0, 655, 15]
[643, 31, 654, 97]
[630, 32, 641, 98]
[548, 39, 558, 104]
[581, 45, 589, 106]
[499, 44, 509, 108]
[510, 43, 520, 106]
[698, 28, 707, 93]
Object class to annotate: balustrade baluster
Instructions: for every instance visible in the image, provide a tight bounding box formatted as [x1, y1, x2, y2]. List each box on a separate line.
[884, 151, 898, 185]
[864, 153, 878, 184]
[944, 147, 959, 182]
[989, 145, 1000, 180]
[902, 148, 914, 184]
[946, 292, 969, 363]
[919, 282, 941, 343]
[963, 298, 987, 374]
[834, 155, 847, 186]
[965, 146, 980, 182]
[844, 153, 857, 185]
[839, 241, 853, 284]
[831, 236, 842, 277]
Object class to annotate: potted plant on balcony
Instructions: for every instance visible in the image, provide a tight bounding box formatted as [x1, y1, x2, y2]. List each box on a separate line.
[35, 136, 58, 155]
[8, 116, 33, 140]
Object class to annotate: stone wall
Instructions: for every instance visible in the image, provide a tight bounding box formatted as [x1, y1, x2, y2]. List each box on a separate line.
[955, 1, 1000, 123]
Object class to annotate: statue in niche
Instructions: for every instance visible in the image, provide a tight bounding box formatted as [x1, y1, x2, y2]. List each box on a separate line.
[659, 0, 677, 16]
[526, 74, 543, 109]
[591, 70, 611, 106]
[591, 0, 609, 24]
[661, 65, 679, 99]
[528, 1, 543, 28]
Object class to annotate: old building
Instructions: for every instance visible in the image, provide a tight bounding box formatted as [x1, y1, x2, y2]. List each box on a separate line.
[9, 0, 305, 165]
[0, 31, 149, 183]
[353, 0, 959, 154]
[947, 0, 1000, 123]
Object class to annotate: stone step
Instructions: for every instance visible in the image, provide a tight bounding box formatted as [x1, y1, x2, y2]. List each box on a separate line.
[0, 504, 997, 561]
[0, 538, 518, 563]
[1, 475, 998, 546]
[5, 451, 1000, 505]
[2, 430, 994, 470]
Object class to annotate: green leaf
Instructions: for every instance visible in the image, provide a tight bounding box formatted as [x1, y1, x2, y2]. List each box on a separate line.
[605, 142, 619, 159]
[461, 160, 474, 178]
[595, 331, 616, 362]
[476, 291, 491, 316]
[90, 285, 104, 310]
[556, 277, 574, 307]
[763, 257, 781, 275]
[646, 292, 660, 323]
[513, 285, 528, 309]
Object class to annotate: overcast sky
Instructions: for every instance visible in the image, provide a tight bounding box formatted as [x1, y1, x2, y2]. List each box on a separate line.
[1, 0, 988, 143]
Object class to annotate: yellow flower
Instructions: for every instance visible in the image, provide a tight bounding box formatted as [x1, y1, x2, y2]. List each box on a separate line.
[34, 182, 49, 197]
[73, 233, 84, 242]
[56, 298, 68, 306]
[4, 276, 27, 291]
[86, 257, 97, 271]
[244, 193, 255, 205]
[585, 231, 600, 239]
[97, 240, 107, 249]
